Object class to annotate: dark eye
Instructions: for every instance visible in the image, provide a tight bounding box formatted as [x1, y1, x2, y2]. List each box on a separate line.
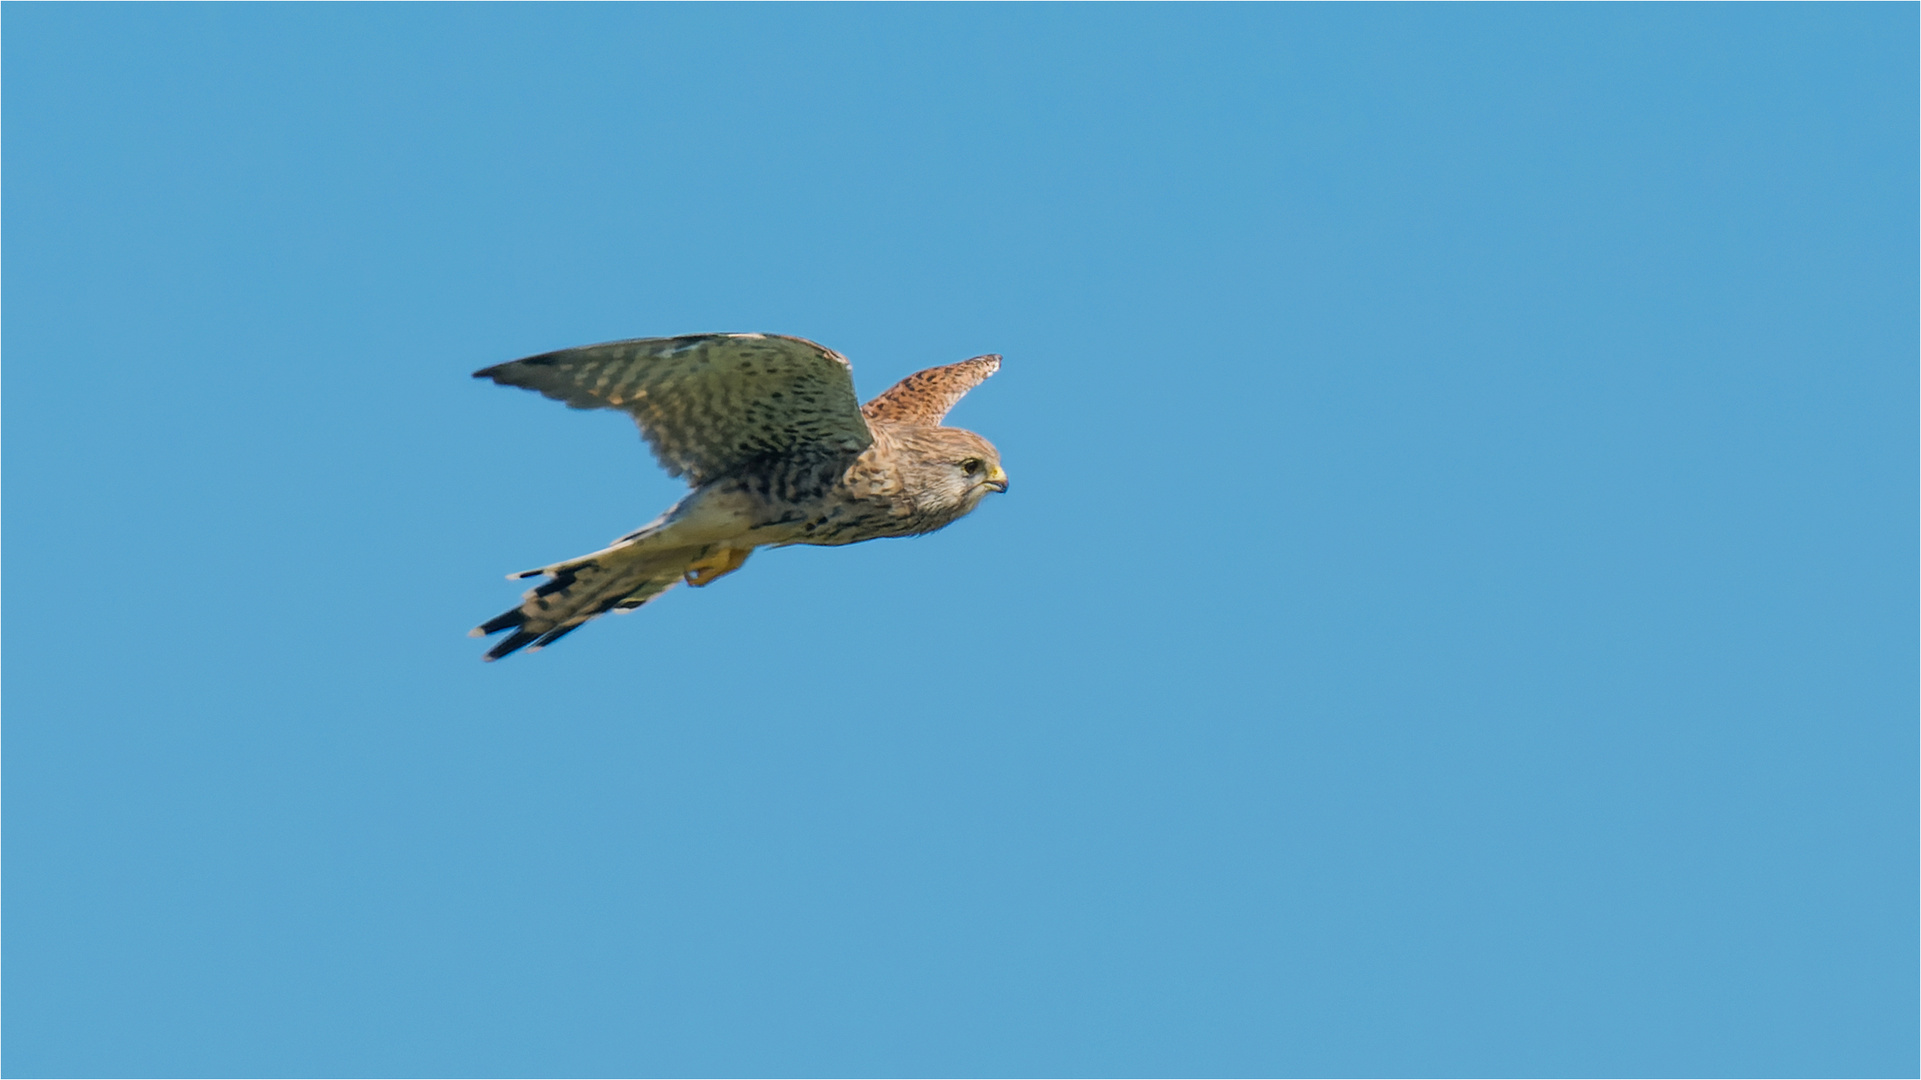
[960, 458, 983, 475]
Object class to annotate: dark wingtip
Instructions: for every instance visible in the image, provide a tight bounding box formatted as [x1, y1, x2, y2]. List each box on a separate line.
[474, 350, 565, 382]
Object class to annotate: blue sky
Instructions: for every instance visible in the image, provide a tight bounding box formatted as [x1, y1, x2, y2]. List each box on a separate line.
[4, 6, 1914, 1077]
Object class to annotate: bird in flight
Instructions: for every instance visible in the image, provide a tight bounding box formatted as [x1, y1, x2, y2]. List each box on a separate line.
[470, 333, 1007, 661]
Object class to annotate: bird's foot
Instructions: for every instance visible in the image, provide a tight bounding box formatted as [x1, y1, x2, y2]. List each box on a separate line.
[684, 547, 752, 587]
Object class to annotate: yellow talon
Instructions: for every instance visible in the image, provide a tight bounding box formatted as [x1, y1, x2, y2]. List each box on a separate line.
[684, 547, 752, 587]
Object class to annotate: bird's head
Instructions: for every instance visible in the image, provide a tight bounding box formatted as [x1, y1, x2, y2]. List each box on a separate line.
[896, 426, 1008, 517]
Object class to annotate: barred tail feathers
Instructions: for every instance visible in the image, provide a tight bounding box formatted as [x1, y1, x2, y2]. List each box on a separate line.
[471, 542, 700, 661]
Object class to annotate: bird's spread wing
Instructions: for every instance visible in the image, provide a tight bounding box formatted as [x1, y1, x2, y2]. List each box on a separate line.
[476, 334, 874, 484]
[861, 354, 1001, 427]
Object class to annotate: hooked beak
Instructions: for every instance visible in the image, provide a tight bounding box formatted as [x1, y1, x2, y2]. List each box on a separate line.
[984, 465, 1009, 493]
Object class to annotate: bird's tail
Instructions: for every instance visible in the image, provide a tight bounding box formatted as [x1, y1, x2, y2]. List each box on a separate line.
[470, 540, 702, 661]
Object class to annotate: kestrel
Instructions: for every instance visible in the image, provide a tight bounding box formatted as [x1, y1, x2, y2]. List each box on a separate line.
[470, 333, 1007, 661]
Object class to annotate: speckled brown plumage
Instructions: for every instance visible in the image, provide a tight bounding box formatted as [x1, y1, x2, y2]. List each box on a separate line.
[471, 333, 1007, 661]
